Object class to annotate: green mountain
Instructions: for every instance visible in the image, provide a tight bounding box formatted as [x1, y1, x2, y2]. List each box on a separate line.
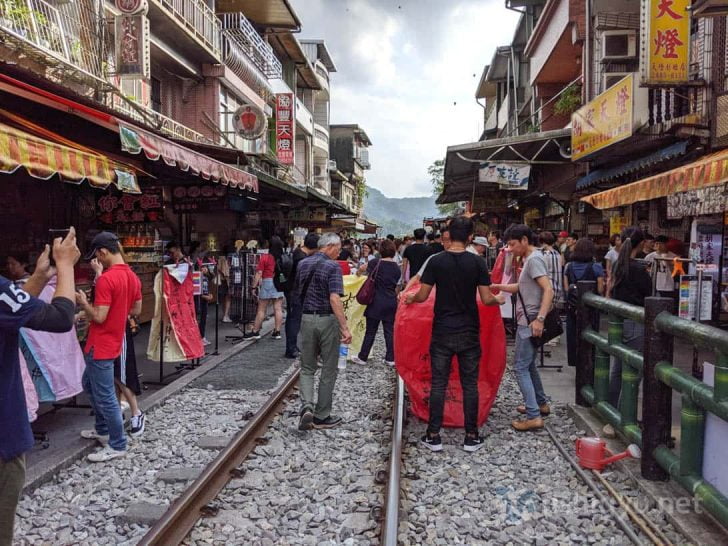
[362, 187, 439, 237]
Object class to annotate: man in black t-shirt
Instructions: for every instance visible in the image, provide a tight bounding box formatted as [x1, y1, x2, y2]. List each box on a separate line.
[428, 232, 445, 254]
[405, 217, 504, 453]
[402, 228, 431, 281]
[284, 233, 319, 358]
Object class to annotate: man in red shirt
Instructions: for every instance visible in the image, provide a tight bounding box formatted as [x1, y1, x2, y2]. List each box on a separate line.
[76, 232, 142, 462]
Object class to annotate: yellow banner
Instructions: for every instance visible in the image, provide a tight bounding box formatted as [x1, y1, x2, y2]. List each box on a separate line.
[342, 275, 367, 356]
[647, 0, 690, 84]
[571, 74, 633, 161]
[610, 216, 629, 236]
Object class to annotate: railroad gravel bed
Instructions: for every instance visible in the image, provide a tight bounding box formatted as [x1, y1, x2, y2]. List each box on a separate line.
[14, 380, 288, 546]
[400, 370, 687, 546]
[185, 340, 396, 545]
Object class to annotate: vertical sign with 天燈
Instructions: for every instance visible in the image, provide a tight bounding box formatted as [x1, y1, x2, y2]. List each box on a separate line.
[275, 93, 295, 165]
[642, 0, 690, 84]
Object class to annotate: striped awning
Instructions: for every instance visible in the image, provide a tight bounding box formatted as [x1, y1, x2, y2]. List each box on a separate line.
[0, 121, 139, 193]
[581, 149, 728, 210]
[119, 122, 258, 192]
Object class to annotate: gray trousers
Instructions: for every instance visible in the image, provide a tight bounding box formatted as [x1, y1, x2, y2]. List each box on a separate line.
[0, 454, 25, 546]
[299, 314, 340, 420]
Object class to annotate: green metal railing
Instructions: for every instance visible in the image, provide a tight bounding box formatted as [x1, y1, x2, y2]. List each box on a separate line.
[574, 280, 728, 528]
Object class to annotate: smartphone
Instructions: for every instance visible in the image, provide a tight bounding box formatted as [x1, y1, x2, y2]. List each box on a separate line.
[48, 229, 70, 266]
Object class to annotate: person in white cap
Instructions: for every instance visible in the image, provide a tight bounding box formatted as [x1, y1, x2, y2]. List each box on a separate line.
[467, 236, 488, 256]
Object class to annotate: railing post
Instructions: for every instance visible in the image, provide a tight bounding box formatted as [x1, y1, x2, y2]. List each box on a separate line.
[680, 395, 705, 477]
[575, 280, 597, 406]
[715, 351, 728, 404]
[642, 297, 673, 480]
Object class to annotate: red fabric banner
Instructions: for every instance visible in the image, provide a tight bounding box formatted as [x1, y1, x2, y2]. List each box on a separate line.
[163, 269, 204, 360]
[394, 284, 507, 427]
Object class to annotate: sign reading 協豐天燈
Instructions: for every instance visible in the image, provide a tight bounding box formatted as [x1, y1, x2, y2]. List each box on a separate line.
[275, 93, 295, 165]
[478, 162, 530, 190]
[643, 0, 690, 85]
[571, 74, 634, 161]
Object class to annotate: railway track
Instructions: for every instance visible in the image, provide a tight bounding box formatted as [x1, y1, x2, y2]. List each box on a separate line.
[137, 368, 301, 545]
[379, 372, 684, 546]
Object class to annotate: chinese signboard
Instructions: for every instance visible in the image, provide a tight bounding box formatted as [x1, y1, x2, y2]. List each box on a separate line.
[233, 104, 267, 140]
[115, 14, 150, 78]
[478, 162, 530, 190]
[275, 93, 295, 165]
[172, 184, 228, 213]
[97, 187, 163, 224]
[644, 0, 690, 84]
[667, 184, 727, 218]
[609, 215, 629, 236]
[572, 74, 634, 161]
[115, 0, 147, 14]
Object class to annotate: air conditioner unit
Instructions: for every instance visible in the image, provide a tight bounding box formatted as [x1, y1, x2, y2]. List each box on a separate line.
[602, 72, 633, 91]
[601, 30, 637, 60]
[327, 159, 337, 171]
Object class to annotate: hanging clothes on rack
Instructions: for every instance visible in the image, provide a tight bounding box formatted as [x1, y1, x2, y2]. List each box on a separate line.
[147, 263, 204, 361]
[17, 275, 85, 404]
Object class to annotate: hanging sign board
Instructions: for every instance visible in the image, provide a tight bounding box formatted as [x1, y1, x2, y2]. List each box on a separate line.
[678, 274, 712, 320]
[115, 14, 150, 79]
[478, 162, 530, 190]
[642, 0, 690, 84]
[97, 187, 163, 224]
[275, 93, 295, 165]
[572, 74, 634, 160]
[233, 104, 267, 140]
[667, 184, 727, 218]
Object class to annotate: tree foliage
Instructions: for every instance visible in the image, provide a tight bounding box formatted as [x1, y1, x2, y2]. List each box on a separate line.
[429, 159, 459, 216]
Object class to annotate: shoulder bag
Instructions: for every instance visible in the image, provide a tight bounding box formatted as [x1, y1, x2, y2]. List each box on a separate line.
[356, 259, 381, 305]
[517, 290, 563, 348]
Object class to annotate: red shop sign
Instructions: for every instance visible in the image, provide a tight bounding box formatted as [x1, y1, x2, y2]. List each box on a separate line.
[275, 93, 295, 165]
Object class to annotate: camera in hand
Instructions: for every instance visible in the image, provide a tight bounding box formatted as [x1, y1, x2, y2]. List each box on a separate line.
[48, 229, 70, 266]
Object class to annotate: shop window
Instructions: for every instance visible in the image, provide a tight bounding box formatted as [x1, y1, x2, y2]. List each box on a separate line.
[151, 77, 162, 113]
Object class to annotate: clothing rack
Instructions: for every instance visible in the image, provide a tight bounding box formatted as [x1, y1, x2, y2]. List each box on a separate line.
[226, 251, 259, 344]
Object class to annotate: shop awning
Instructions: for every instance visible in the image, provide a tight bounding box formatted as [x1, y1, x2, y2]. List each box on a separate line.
[576, 141, 689, 191]
[119, 122, 258, 192]
[581, 149, 728, 210]
[440, 128, 571, 204]
[0, 121, 139, 193]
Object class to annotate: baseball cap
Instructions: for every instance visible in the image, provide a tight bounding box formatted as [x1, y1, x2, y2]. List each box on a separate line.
[558, 231, 569, 238]
[84, 231, 120, 260]
[473, 236, 488, 246]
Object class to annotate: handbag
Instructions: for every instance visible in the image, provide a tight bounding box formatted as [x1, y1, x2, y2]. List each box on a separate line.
[518, 291, 563, 348]
[356, 259, 381, 305]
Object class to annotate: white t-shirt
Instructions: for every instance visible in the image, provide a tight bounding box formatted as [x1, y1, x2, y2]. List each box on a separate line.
[605, 247, 619, 265]
[645, 251, 676, 292]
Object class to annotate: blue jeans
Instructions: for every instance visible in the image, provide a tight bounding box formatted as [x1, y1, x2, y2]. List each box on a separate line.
[514, 325, 548, 418]
[285, 296, 302, 356]
[428, 331, 481, 435]
[82, 351, 126, 451]
[608, 319, 644, 408]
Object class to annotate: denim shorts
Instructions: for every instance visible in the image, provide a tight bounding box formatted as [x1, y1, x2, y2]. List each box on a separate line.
[259, 278, 284, 300]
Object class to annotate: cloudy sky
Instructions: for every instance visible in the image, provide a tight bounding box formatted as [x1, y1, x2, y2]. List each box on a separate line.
[291, 0, 520, 198]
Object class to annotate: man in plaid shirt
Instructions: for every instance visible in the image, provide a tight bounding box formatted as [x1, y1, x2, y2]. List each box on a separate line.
[294, 233, 352, 431]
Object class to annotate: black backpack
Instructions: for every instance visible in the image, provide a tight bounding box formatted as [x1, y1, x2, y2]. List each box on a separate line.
[273, 253, 295, 292]
[566, 263, 596, 309]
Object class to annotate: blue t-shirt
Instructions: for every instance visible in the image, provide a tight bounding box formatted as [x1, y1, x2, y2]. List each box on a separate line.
[0, 275, 43, 461]
[565, 261, 605, 282]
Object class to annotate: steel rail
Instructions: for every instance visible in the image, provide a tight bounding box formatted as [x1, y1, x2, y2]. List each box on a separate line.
[380, 375, 404, 546]
[138, 368, 300, 546]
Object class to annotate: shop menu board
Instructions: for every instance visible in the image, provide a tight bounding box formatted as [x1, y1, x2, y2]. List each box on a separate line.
[172, 184, 228, 212]
[678, 274, 712, 321]
[97, 187, 163, 224]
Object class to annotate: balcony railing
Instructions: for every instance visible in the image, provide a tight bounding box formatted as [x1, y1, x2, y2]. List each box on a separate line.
[0, 0, 103, 77]
[111, 96, 213, 144]
[154, 0, 221, 58]
[648, 87, 707, 128]
[220, 12, 281, 79]
[314, 125, 329, 148]
[221, 32, 273, 100]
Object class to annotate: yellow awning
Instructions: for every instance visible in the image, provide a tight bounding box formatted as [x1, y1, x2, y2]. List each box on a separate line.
[581, 149, 728, 209]
[0, 121, 139, 193]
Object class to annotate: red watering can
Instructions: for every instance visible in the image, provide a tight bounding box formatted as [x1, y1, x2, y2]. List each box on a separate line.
[575, 437, 642, 471]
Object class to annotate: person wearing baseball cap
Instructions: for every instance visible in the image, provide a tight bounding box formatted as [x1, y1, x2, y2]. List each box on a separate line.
[76, 230, 143, 463]
[556, 231, 569, 254]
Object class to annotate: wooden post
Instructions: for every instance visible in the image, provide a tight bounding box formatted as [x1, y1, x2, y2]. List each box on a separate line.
[575, 280, 597, 407]
[642, 296, 673, 481]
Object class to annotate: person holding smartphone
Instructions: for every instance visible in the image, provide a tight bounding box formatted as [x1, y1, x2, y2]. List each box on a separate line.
[0, 229, 80, 545]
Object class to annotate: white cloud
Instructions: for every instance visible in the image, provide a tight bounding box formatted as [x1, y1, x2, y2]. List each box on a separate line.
[291, 0, 520, 198]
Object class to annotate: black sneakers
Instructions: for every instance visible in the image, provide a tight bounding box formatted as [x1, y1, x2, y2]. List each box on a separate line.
[463, 434, 485, 452]
[312, 415, 342, 429]
[298, 408, 314, 431]
[420, 433, 443, 452]
[243, 331, 261, 340]
[271, 331, 282, 340]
